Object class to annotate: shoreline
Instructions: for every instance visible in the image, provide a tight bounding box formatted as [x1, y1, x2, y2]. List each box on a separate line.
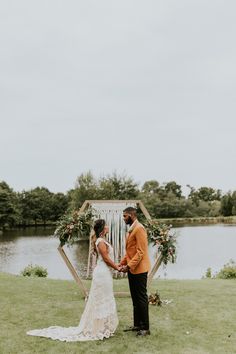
[1, 216, 236, 232]
[157, 215, 236, 226]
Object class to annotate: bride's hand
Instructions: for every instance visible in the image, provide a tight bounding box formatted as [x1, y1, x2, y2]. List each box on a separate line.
[115, 264, 121, 271]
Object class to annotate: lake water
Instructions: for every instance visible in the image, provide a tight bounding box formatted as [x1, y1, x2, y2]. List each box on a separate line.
[0, 225, 236, 280]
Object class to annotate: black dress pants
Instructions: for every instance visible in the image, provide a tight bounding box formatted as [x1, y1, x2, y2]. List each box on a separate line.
[128, 271, 149, 330]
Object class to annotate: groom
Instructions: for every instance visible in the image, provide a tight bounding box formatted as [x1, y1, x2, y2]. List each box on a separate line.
[119, 207, 151, 336]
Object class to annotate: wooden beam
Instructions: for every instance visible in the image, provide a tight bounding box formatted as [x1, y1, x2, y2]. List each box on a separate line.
[79, 200, 90, 213]
[147, 254, 163, 288]
[137, 200, 152, 220]
[85, 200, 139, 204]
[58, 246, 88, 298]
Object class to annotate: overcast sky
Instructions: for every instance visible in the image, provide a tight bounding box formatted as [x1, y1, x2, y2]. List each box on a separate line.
[0, 0, 235, 195]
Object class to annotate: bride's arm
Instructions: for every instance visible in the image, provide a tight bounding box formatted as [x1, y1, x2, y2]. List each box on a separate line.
[97, 242, 119, 271]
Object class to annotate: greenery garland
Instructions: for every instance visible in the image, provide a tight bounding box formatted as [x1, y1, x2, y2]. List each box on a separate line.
[54, 208, 94, 247]
[144, 219, 177, 265]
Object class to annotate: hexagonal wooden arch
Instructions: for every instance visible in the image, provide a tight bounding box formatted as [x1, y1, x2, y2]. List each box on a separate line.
[58, 200, 163, 298]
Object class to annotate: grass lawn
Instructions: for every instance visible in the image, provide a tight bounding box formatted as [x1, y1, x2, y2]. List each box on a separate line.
[0, 272, 235, 354]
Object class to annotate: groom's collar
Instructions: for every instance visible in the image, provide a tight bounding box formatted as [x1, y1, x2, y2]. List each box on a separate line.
[128, 219, 138, 233]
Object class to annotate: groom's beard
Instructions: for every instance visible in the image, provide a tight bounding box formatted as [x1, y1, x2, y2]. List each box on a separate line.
[126, 216, 133, 225]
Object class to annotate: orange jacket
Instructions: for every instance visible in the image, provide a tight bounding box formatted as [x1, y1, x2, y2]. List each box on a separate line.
[120, 221, 151, 274]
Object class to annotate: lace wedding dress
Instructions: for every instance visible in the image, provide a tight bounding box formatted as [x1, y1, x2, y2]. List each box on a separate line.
[27, 238, 118, 341]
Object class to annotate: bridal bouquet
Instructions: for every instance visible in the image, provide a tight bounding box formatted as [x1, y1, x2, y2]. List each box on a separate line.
[144, 220, 177, 265]
[54, 208, 94, 246]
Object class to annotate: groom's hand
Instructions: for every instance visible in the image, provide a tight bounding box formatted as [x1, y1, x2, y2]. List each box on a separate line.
[120, 265, 129, 273]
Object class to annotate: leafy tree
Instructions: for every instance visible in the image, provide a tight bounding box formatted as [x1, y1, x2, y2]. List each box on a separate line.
[151, 197, 187, 218]
[19, 190, 42, 225]
[50, 193, 69, 221]
[197, 187, 221, 202]
[35, 187, 53, 225]
[139, 180, 160, 217]
[140, 180, 184, 218]
[0, 181, 20, 228]
[187, 185, 222, 216]
[19, 190, 38, 225]
[141, 180, 160, 195]
[70, 172, 139, 208]
[187, 185, 200, 206]
[208, 201, 221, 217]
[98, 173, 139, 200]
[164, 181, 182, 198]
[220, 193, 233, 216]
[19, 187, 53, 226]
[69, 171, 99, 209]
[192, 200, 212, 217]
[232, 191, 236, 216]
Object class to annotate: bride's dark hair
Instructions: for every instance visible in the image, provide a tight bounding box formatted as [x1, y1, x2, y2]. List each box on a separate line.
[92, 219, 106, 254]
[94, 219, 106, 237]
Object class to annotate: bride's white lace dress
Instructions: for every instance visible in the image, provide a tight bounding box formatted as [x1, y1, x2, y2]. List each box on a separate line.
[27, 237, 118, 341]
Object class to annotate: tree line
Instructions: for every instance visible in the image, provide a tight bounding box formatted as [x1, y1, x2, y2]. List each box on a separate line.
[1, 172, 236, 229]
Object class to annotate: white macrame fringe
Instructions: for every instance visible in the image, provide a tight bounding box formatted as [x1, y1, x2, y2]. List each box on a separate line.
[91, 202, 136, 264]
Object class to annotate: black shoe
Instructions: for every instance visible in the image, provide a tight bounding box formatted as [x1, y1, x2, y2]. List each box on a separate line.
[136, 329, 151, 337]
[123, 326, 140, 332]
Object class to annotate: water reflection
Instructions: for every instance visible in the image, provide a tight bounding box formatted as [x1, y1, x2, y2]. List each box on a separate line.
[152, 224, 236, 279]
[0, 225, 236, 280]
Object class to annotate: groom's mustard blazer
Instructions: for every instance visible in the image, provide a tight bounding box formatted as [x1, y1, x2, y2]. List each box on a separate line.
[120, 222, 151, 274]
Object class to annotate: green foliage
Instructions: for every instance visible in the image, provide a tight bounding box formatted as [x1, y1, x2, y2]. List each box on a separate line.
[190, 200, 212, 217]
[187, 185, 221, 205]
[1, 176, 236, 228]
[220, 193, 233, 216]
[140, 179, 185, 218]
[69, 171, 99, 209]
[152, 197, 187, 218]
[197, 187, 221, 202]
[208, 201, 221, 217]
[231, 191, 236, 216]
[205, 267, 212, 278]
[164, 181, 182, 198]
[98, 172, 139, 200]
[21, 264, 48, 277]
[216, 260, 236, 279]
[18, 187, 68, 226]
[144, 220, 177, 265]
[54, 208, 94, 246]
[0, 181, 20, 228]
[69, 171, 139, 209]
[50, 192, 69, 221]
[141, 180, 160, 195]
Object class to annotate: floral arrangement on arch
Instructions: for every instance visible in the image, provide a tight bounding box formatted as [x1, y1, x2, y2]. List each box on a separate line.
[144, 220, 177, 265]
[54, 208, 94, 247]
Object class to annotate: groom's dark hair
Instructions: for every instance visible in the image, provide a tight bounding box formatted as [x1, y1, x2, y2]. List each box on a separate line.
[123, 206, 137, 215]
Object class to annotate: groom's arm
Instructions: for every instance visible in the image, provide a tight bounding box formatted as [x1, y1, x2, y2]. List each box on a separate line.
[127, 227, 147, 271]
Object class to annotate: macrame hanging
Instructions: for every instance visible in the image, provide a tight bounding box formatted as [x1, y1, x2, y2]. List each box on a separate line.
[90, 201, 137, 264]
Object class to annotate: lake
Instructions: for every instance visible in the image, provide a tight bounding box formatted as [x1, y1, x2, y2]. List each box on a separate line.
[0, 225, 236, 280]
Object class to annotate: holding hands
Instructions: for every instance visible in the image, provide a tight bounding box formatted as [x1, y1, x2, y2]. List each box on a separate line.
[117, 265, 129, 273]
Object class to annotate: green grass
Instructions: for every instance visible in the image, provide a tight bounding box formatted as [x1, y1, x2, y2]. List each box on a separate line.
[0, 273, 236, 354]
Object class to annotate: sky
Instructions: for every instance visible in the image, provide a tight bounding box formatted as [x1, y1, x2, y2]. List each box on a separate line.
[0, 0, 236, 195]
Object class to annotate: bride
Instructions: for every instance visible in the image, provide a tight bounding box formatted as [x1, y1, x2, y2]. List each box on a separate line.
[27, 219, 119, 341]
